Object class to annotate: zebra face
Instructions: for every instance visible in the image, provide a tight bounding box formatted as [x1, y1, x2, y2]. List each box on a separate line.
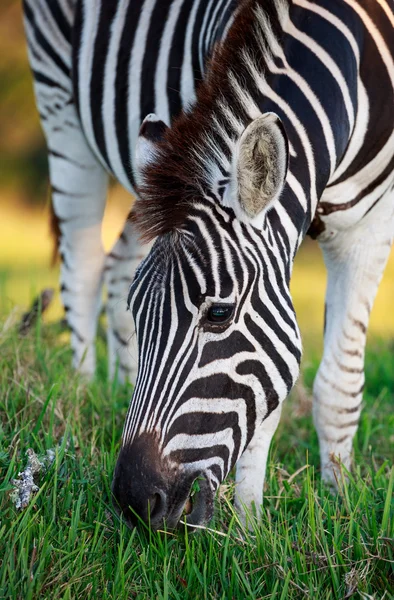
[113, 216, 301, 528]
[112, 113, 302, 529]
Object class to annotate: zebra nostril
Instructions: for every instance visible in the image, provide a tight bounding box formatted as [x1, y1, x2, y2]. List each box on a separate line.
[149, 490, 167, 522]
[184, 496, 193, 516]
[180, 474, 214, 527]
[183, 478, 201, 516]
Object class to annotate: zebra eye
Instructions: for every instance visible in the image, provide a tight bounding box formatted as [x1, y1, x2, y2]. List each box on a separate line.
[206, 304, 234, 325]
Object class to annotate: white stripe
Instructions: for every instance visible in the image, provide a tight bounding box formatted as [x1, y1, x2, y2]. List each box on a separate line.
[375, 0, 394, 28]
[36, 0, 72, 69]
[209, 0, 234, 48]
[24, 4, 70, 88]
[163, 429, 234, 459]
[330, 80, 370, 184]
[78, 3, 107, 166]
[155, 0, 186, 125]
[140, 264, 182, 433]
[123, 268, 160, 440]
[284, 19, 353, 164]
[58, 0, 73, 24]
[321, 169, 394, 230]
[199, 0, 215, 75]
[285, 21, 354, 168]
[292, 0, 368, 184]
[239, 60, 318, 215]
[322, 129, 394, 205]
[343, 0, 394, 89]
[287, 172, 308, 211]
[189, 216, 221, 295]
[181, 0, 203, 109]
[183, 457, 226, 481]
[244, 223, 298, 327]
[204, 0, 226, 56]
[255, 6, 339, 175]
[102, 0, 133, 191]
[293, 0, 361, 64]
[151, 322, 201, 435]
[128, 0, 156, 175]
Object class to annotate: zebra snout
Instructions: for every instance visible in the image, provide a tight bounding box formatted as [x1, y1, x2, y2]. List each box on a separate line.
[111, 440, 170, 529]
[111, 474, 168, 529]
[112, 436, 215, 530]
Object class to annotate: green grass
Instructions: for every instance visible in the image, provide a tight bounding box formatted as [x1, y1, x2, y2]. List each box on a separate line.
[0, 317, 393, 599]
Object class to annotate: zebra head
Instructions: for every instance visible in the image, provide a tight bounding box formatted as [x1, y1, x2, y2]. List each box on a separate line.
[112, 114, 302, 529]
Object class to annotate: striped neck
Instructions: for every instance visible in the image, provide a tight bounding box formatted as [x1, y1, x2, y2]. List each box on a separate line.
[133, 0, 357, 255]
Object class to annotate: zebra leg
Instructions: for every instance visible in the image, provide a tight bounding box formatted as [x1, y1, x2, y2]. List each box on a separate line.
[314, 200, 394, 487]
[234, 406, 282, 522]
[24, 0, 108, 376]
[48, 108, 108, 376]
[104, 221, 152, 383]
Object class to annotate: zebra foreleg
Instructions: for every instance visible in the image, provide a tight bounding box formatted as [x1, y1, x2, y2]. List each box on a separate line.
[23, 0, 108, 377]
[49, 108, 108, 377]
[104, 220, 152, 383]
[314, 198, 394, 487]
[234, 406, 282, 524]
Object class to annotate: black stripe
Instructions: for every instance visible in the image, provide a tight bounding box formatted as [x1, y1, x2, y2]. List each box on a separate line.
[49, 148, 92, 169]
[250, 291, 301, 365]
[115, 1, 143, 187]
[168, 444, 230, 471]
[199, 331, 255, 368]
[46, 1, 72, 43]
[24, 2, 70, 78]
[90, 3, 118, 170]
[237, 359, 279, 415]
[33, 70, 68, 92]
[67, 323, 85, 344]
[245, 313, 294, 394]
[181, 373, 257, 447]
[140, 1, 171, 118]
[167, 0, 195, 118]
[321, 155, 394, 216]
[192, 0, 209, 86]
[201, 0, 219, 65]
[72, 0, 84, 117]
[52, 185, 89, 198]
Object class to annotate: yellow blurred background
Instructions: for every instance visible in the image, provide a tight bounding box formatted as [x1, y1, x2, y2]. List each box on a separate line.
[1, 1, 393, 358]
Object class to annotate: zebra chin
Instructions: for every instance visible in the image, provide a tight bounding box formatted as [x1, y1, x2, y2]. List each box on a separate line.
[111, 434, 215, 531]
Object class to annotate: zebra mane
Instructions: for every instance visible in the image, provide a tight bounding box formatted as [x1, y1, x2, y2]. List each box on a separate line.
[131, 0, 289, 242]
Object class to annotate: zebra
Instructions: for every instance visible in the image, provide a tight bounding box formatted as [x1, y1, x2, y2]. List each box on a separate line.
[23, 0, 394, 529]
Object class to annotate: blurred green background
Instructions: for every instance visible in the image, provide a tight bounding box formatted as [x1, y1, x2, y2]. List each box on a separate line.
[1, 0, 393, 359]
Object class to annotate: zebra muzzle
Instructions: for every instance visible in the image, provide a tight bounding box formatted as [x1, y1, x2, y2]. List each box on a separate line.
[112, 438, 215, 530]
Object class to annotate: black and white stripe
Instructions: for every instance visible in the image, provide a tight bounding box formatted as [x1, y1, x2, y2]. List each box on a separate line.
[73, 0, 238, 190]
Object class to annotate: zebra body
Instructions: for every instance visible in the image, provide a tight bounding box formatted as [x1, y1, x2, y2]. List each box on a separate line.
[74, 0, 238, 192]
[23, 0, 237, 381]
[23, 0, 394, 528]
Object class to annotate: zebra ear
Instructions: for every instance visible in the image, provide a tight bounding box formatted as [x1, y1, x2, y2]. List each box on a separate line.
[135, 114, 169, 184]
[229, 112, 289, 222]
